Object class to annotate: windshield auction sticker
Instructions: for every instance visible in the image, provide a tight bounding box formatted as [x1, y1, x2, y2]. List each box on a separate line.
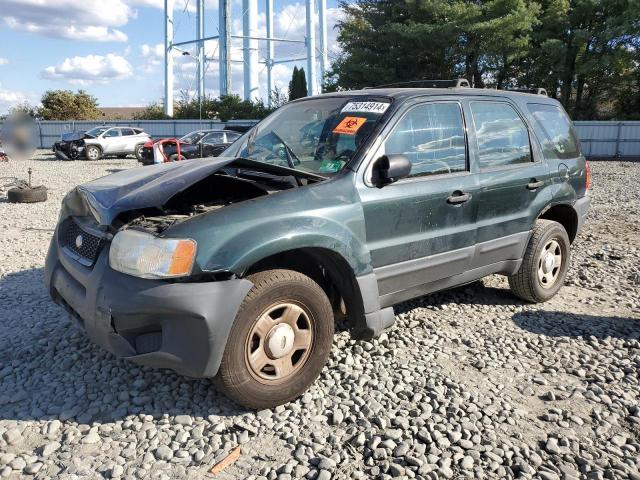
[341, 101, 390, 114]
[333, 117, 367, 135]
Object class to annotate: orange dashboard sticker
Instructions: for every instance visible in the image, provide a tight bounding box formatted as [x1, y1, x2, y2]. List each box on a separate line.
[333, 117, 367, 135]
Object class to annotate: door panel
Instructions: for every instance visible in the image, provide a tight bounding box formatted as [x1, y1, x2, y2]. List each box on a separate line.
[358, 100, 480, 298]
[466, 100, 551, 266]
[100, 128, 122, 153]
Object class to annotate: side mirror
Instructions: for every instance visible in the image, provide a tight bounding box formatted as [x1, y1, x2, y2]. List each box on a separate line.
[373, 154, 411, 187]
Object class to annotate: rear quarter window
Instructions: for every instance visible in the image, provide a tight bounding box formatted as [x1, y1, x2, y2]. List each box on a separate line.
[527, 103, 580, 159]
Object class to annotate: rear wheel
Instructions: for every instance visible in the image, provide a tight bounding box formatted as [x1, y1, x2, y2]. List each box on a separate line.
[217, 269, 334, 409]
[508, 220, 570, 303]
[168, 153, 186, 162]
[135, 144, 145, 161]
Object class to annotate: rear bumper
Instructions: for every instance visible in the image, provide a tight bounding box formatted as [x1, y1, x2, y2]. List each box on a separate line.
[44, 225, 252, 378]
[574, 195, 591, 235]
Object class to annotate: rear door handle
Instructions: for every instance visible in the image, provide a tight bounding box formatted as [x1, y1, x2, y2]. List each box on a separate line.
[527, 180, 544, 190]
[447, 192, 471, 204]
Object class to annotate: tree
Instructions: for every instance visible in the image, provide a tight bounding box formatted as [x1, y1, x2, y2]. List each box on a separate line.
[518, 0, 640, 119]
[9, 101, 37, 118]
[289, 67, 308, 100]
[331, 0, 538, 89]
[330, 0, 639, 119]
[38, 90, 101, 120]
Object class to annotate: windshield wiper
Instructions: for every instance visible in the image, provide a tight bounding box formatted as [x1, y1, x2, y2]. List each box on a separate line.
[270, 130, 299, 169]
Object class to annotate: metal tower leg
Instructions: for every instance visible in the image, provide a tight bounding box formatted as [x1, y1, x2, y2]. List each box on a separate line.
[243, 0, 259, 100]
[164, 0, 174, 117]
[219, 0, 231, 97]
[306, 0, 317, 96]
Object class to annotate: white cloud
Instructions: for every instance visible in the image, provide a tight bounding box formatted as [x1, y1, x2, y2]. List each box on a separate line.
[43, 54, 133, 85]
[0, 58, 8, 66]
[0, 83, 36, 113]
[2, 0, 131, 41]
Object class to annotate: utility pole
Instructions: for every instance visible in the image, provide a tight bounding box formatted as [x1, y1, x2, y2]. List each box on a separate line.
[164, 0, 174, 117]
[218, 0, 231, 97]
[318, 0, 328, 90]
[305, 0, 317, 96]
[196, 0, 204, 118]
[242, 0, 259, 100]
[266, 0, 274, 107]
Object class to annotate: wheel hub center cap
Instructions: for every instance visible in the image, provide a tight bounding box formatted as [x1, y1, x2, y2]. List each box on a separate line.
[265, 324, 295, 359]
[542, 252, 555, 273]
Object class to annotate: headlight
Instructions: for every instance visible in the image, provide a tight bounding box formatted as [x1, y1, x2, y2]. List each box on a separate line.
[109, 229, 197, 279]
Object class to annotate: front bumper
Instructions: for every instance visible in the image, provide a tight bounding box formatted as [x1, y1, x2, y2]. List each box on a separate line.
[44, 224, 253, 378]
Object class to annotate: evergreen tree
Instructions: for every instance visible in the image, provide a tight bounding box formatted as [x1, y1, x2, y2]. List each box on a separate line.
[289, 67, 308, 100]
[330, 0, 639, 118]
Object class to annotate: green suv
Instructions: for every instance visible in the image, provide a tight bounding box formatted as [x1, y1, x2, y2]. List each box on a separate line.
[45, 85, 590, 408]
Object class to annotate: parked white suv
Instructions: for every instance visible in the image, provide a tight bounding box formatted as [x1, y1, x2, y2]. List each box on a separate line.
[84, 127, 151, 160]
[53, 126, 151, 161]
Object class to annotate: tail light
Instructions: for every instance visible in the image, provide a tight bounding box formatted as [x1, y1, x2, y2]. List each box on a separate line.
[585, 160, 592, 192]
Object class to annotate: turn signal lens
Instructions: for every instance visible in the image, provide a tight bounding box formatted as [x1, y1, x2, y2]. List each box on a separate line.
[168, 239, 197, 276]
[585, 160, 592, 192]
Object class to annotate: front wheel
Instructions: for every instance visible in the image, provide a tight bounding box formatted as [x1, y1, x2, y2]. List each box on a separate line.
[217, 269, 334, 409]
[84, 145, 101, 160]
[508, 220, 570, 303]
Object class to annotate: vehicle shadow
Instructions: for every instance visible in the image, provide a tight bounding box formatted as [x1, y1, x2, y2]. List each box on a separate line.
[512, 309, 640, 340]
[0, 268, 247, 424]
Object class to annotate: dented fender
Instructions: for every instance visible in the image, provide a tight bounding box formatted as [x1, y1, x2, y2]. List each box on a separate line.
[165, 173, 374, 277]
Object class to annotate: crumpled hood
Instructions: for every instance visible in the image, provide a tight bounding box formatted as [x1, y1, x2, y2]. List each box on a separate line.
[62, 157, 237, 226]
[60, 131, 86, 142]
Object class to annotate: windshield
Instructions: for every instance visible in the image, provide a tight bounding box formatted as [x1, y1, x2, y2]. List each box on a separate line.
[85, 127, 109, 138]
[224, 97, 391, 175]
[180, 131, 208, 144]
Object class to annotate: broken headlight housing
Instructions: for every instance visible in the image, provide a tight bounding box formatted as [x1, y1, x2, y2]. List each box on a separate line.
[109, 229, 197, 279]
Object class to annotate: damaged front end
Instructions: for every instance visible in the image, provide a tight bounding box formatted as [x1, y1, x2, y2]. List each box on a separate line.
[53, 131, 86, 161]
[45, 157, 325, 377]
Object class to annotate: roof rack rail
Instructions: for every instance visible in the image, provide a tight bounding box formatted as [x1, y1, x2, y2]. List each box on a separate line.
[365, 78, 471, 89]
[504, 87, 548, 96]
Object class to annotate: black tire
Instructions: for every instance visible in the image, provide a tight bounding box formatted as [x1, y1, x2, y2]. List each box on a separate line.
[134, 144, 145, 161]
[217, 269, 334, 409]
[84, 145, 101, 161]
[508, 220, 570, 303]
[7, 186, 47, 203]
[168, 153, 186, 162]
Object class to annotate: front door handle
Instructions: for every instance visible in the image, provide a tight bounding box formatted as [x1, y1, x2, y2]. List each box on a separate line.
[527, 180, 544, 190]
[447, 192, 471, 204]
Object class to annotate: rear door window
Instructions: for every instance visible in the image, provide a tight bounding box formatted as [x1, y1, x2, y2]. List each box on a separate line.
[527, 103, 580, 159]
[381, 102, 467, 178]
[121, 128, 135, 136]
[203, 132, 225, 143]
[470, 102, 531, 168]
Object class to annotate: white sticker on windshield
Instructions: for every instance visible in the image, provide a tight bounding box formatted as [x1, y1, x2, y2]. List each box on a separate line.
[341, 101, 390, 114]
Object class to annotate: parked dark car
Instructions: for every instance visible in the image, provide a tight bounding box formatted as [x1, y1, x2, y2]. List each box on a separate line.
[45, 83, 590, 409]
[139, 129, 241, 165]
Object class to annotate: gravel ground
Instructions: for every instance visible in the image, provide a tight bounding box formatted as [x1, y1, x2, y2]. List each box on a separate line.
[0, 151, 639, 480]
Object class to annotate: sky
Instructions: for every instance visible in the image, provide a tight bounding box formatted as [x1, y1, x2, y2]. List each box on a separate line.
[0, 0, 346, 113]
